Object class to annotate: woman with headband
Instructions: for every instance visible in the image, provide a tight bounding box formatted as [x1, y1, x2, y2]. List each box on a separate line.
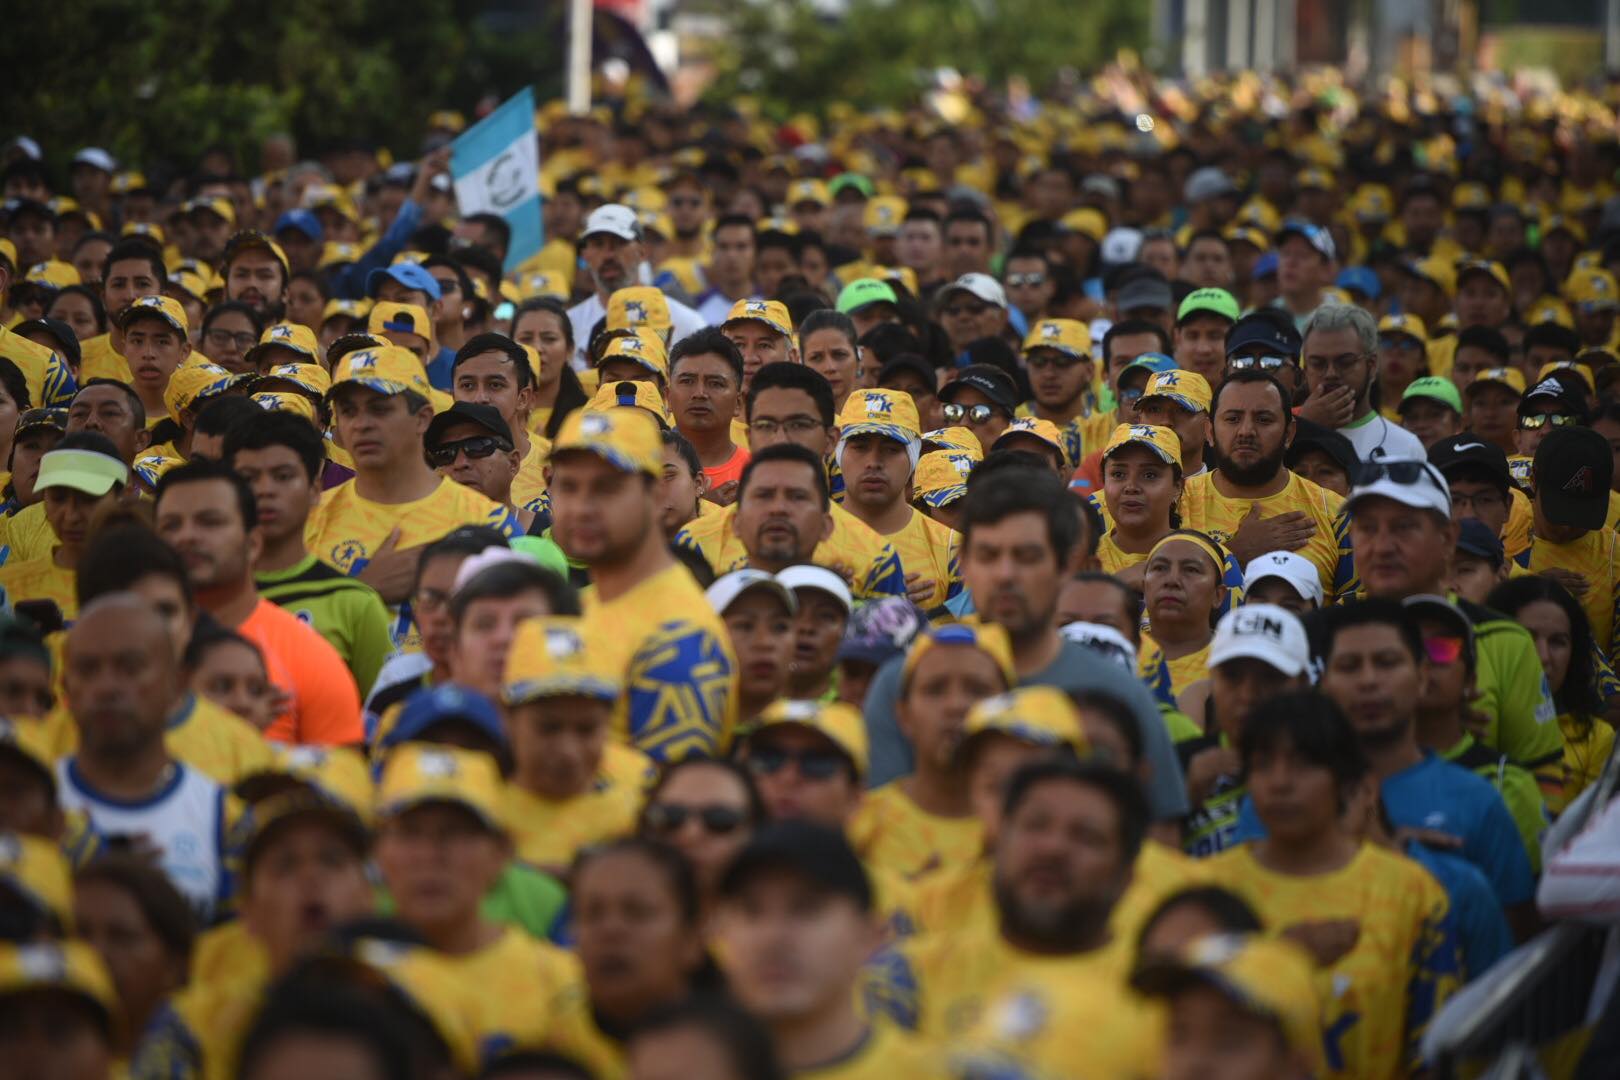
[1139, 529, 1232, 712]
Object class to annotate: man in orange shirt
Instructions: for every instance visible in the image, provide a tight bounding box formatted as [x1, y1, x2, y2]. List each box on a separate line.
[152, 458, 361, 745]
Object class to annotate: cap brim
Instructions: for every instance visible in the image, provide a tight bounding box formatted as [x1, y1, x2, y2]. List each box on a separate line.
[722, 314, 792, 337]
[1346, 479, 1449, 517]
[551, 441, 655, 476]
[1208, 639, 1307, 677]
[37, 472, 120, 498]
[842, 422, 915, 444]
[1137, 391, 1203, 414]
[1105, 438, 1178, 465]
[330, 377, 412, 399]
[503, 675, 620, 706]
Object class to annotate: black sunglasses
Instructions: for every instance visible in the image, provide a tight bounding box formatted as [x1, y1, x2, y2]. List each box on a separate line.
[643, 802, 746, 835]
[427, 435, 510, 469]
[746, 747, 847, 780]
[1355, 459, 1447, 489]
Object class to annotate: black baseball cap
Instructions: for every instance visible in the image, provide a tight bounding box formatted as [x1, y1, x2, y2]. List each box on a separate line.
[1285, 418, 1357, 478]
[717, 820, 873, 912]
[1454, 517, 1504, 569]
[1225, 310, 1302, 360]
[424, 402, 514, 451]
[12, 318, 80, 371]
[877, 354, 938, 393]
[939, 364, 1019, 414]
[1518, 376, 1588, 420]
[1534, 426, 1612, 530]
[1428, 433, 1510, 496]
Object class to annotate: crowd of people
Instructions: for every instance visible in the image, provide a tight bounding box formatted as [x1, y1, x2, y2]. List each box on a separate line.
[3, 68, 1620, 1080]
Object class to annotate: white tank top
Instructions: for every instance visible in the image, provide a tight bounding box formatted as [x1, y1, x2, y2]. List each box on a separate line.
[55, 758, 231, 921]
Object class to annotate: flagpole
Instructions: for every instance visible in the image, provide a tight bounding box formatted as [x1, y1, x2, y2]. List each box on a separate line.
[568, 0, 592, 115]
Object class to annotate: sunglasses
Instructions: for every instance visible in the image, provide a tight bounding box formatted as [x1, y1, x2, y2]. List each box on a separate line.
[1518, 413, 1577, 431]
[746, 747, 848, 781]
[943, 402, 999, 425]
[427, 435, 510, 469]
[1005, 272, 1047, 288]
[1423, 636, 1465, 665]
[643, 802, 746, 835]
[1227, 355, 1290, 372]
[1356, 459, 1447, 490]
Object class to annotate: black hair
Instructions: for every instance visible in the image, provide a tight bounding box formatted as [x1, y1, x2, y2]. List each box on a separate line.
[461, 212, 512, 257]
[746, 362, 835, 426]
[1137, 885, 1263, 954]
[738, 442, 830, 509]
[902, 207, 942, 230]
[670, 327, 745, 384]
[479, 1051, 597, 1080]
[780, 289, 830, 328]
[1488, 576, 1603, 717]
[201, 299, 266, 340]
[238, 976, 416, 1080]
[1005, 247, 1052, 271]
[0, 358, 29, 414]
[661, 427, 702, 478]
[1239, 689, 1368, 795]
[448, 561, 578, 624]
[453, 332, 535, 390]
[77, 523, 194, 611]
[1318, 597, 1423, 665]
[796, 308, 858, 354]
[224, 409, 327, 482]
[1523, 321, 1581, 357]
[155, 457, 258, 530]
[1455, 325, 1511, 366]
[192, 395, 264, 441]
[711, 214, 758, 242]
[182, 616, 266, 673]
[630, 995, 784, 1080]
[1001, 758, 1148, 865]
[101, 239, 167, 289]
[1210, 367, 1294, 416]
[1102, 319, 1171, 361]
[958, 464, 1079, 563]
[412, 526, 508, 594]
[670, 542, 718, 588]
[640, 757, 769, 836]
[49, 285, 108, 335]
[943, 207, 993, 241]
[74, 853, 197, 967]
[572, 837, 703, 927]
[453, 245, 505, 295]
[1070, 689, 1145, 767]
[1071, 569, 1145, 630]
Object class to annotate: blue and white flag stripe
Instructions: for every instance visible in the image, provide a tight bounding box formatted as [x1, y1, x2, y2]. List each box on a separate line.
[450, 86, 543, 272]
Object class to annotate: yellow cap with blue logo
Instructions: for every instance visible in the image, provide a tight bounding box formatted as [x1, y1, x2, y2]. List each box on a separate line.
[914, 450, 976, 508]
[504, 615, 622, 705]
[1103, 422, 1182, 466]
[992, 417, 1069, 468]
[256, 362, 331, 398]
[903, 622, 1016, 691]
[585, 379, 671, 427]
[0, 832, 73, 932]
[922, 426, 984, 457]
[1022, 318, 1090, 359]
[606, 286, 673, 336]
[1138, 368, 1212, 414]
[1566, 266, 1620, 312]
[962, 685, 1087, 752]
[163, 357, 236, 420]
[376, 744, 507, 834]
[0, 942, 118, 1036]
[1377, 312, 1428, 344]
[754, 699, 869, 778]
[837, 388, 921, 443]
[117, 293, 188, 335]
[553, 407, 663, 476]
[368, 301, 435, 344]
[724, 298, 794, 337]
[244, 322, 320, 368]
[598, 327, 669, 378]
[330, 345, 434, 400]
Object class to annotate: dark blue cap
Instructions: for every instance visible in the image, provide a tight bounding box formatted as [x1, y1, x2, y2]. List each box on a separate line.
[1455, 517, 1504, 568]
[366, 262, 443, 301]
[836, 596, 928, 666]
[1226, 312, 1302, 360]
[273, 209, 324, 244]
[383, 683, 506, 751]
[1336, 266, 1381, 300]
[1252, 251, 1279, 280]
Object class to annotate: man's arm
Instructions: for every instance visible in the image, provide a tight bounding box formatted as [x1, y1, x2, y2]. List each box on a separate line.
[329, 150, 449, 298]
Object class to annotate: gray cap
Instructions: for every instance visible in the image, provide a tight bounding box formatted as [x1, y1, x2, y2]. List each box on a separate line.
[1184, 166, 1238, 203]
[1116, 271, 1173, 314]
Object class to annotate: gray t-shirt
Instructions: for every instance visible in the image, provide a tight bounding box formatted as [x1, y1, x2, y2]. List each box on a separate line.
[862, 637, 1190, 820]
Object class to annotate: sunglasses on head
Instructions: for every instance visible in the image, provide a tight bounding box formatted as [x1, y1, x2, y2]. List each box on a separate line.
[1517, 413, 1577, 431]
[427, 435, 510, 469]
[1423, 636, 1465, 665]
[746, 747, 848, 781]
[1227, 355, 1290, 372]
[643, 802, 746, 835]
[943, 402, 998, 426]
[1356, 459, 1446, 489]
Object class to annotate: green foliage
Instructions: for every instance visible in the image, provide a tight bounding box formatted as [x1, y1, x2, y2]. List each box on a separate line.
[701, 0, 1149, 117]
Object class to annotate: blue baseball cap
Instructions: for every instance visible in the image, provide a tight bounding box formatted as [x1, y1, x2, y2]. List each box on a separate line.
[1252, 251, 1279, 280]
[1455, 517, 1504, 569]
[1336, 266, 1380, 300]
[273, 209, 323, 244]
[366, 262, 443, 301]
[383, 684, 506, 751]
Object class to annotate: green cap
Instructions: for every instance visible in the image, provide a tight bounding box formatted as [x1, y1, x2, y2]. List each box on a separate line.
[509, 535, 570, 579]
[836, 278, 899, 315]
[34, 449, 128, 497]
[1176, 287, 1240, 325]
[828, 173, 875, 199]
[1399, 376, 1463, 414]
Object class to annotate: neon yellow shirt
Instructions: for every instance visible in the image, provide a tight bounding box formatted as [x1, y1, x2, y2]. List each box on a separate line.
[870, 508, 961, 610]
[1179, 470, 1355, 599]
[673, 501, 908, 601]
[0, 551, 76, 621]
[506, 746, 653, 872]
[1524, 527, 1620, 663]
[849, 783, 981, 881]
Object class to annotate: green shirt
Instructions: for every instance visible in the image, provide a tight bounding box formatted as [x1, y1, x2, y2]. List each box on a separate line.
[376, 862, 569, 942]
[257, 553, 395, 696]
[1459, 597, 1565, 796]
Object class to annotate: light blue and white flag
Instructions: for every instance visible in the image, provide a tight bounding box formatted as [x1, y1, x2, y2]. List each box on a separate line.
[450, 86, 543, 272]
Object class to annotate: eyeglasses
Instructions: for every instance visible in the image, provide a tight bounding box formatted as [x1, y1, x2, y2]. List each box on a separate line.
[750, 417, 824, 437]
[943, 402, 998, 425]
[1302, 351, 1374, 375]
[426, 435, 511, 469]
[204, 328, 257, 350]
[746, 747, 847, 781]
[943, 304, 991, 320]
[643, 802, 746, 835]
[1450, 489, 1505, 513]
[1518, 413, 1578, 431]
[1227, 355, 1290, 372]
[413, 587, 452, 613]
[1117, 386, 1145, 405]
[1005, 272, 1047, 288]
[1423, 636, 1465, 666]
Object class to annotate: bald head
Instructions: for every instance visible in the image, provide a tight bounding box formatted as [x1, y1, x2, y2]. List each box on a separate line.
[66, 593, 179, 759]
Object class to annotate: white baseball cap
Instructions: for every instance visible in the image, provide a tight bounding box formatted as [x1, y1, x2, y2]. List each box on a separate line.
[1059, 621, 1137, 671]
[72, 147, 116, 173]
[582, 204, 640, 243]
[940, 272, 1007, 310]
[1241, 551, 1324, 608]
[1208, 604, 1311, 678]
[776, 565, 852, 615]
[452, 547, 536, 593]
[1100, 226, 1144, 267]
[706, 569, 797, 616]
[1345, 458, 1452, 518]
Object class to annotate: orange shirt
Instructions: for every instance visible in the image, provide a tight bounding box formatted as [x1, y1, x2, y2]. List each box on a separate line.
[703, 444, 750, 491]
[238, 598, 363, 745]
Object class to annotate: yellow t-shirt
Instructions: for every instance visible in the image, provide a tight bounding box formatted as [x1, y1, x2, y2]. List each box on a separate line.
[441, 925, 575, 1061]
[1209, 843, 1460, 1080]
[36, 693, 274, 787]
[0, 323, 76, 407]
[1096, 532, 1150, 577]
[512, 435, 552, 507]
[544, 966, 627, 1080]
[1525, 527, 1620, 662]
[1426, 334, 1456, 382]
[798, 1024, 944, 1080]
[0, 552, 76, 621]
[581, 563, 739, 762]
[304, 476, 521, 646]
[1179, 470, 1354, 599]
[1557, 714, 1616, 814]
[188, 920, 268, 988]
[0, 501, 57, 566]
[872, 508, 960, 610]
[1137, 635, 1211, 710]
[673, 501, 908, 602]
[506, 747, 651, 872]
[849, 784, 981, 882]
[78, 332, 133, 384]
[1502, 487, 1533, 562]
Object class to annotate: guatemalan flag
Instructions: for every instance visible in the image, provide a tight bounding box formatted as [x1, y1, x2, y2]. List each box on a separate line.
[450, 86, 543, 273]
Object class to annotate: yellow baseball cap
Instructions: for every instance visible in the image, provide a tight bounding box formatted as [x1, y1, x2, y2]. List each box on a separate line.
[330, 345, 434, 400]
[22, 259, 79, 290]
[0, 942, 117, 1037]
[519, 270, 569, 301]
[1348, 184, 1393, 222]
[1405, 255, 1458, 298]
[318, 242, 365, 270]
[598, 328, 669, 378]
[246, 786, 371, 875]
[914, 449, 976, 508]
[255, 362, 331, 399]
[787, 179, 831, 207]
[244, 323, 320, 369]
[1456, 258, 1511, 295]
[1377, 312, 1428, 344]
[586, 379, 671, 426]
[1566, 266, 1620, 312]
[0, 239, 15, 270]
[368, 301, 435, 345]
[903, 622, 1016, 690]
[268, 744, 376, 819]
[1538, 360, 1595, 391]
[1221, 225, 1269, 252]
[1022, 318, 1091, 359]
[993, 417, 1069, 468]
[1138, 369, 1212, 414]
[606, 286, 674, 336]
[1295, 165, 1333, 190]
[122, 221, 166, 246]
[962, 685, 1088, 752]
[1133, 933, 1325, 1076]
[1452, 181, 1492, 210]
[321, 298, 372, 324]
[250, 392, 318, 422]
[376, 744, 506, 834]
[1526, 296, 1574, 328]
[0, 833, 73, 932]
[163, 357, 236, 419]
[863, 195, 908, 236]
[724, 298, 794, 337]
[168, 269, 212, 304]
[1060, 207, 1108, 242]
[1103, 422, 1182, 466]
[132, 452, 186, 489]
[553, 407, 662, 476]
[503, 616, 621, 705]
[922, 426, 985, 457]
[223, 230, 290, 280]
[837, 387, 921, 443]
[1466, 367, 1527, 396]
[753, 699, 869, 778]
[1543, 214, 1588, 245]
[116, 293, 189, 336]
[184, 195, 236, 225]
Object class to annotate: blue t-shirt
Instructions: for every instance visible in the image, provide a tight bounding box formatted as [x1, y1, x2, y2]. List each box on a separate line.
[1406, 840, 1514, 981]
[1232, 751, 1535, 906]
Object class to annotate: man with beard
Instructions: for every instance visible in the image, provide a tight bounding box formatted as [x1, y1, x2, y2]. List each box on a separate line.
[568, 205, 704, 367]
[733, 443, 835, 574]
[1299, 304, 1424, 462]
[153, 459, 361, 746]
[1180, 369, 1354, 599]
[221, 231, 291, 324]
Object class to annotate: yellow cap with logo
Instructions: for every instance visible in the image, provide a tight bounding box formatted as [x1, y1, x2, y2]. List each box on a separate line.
[787, 179, 831, 207]
[164, 358, 236, 420]
[914, 450, 976, 508]
[117, 293, 189, 336]
[376, 744, 506, 833]
[251, 392, 318, 422]
[922, 426, 983, 457]
[1467, 367, 1527, 396]
[520, 270, 569, 301]
[245, 323, 320, 368]
[553, 407, 663, 476]
[837, 387, 921, 443]
[598, 328, 669, 378]
[1103, 422, 1182, 466]
[1405, 255, 1458, 298]
[1138, 368, 1212, 414]
[903, 622, 1016, 690]
[1060, 207, 1108, 242]
[864, 195, 908, 235]
[606, 286, 674, 336]
[269, 744, 376, 819]
[1566, 266, 1620, 312]
[1538, 360, 1594, 391]
[724, 298, 794, 337]
[256, 362, 331, 398]
[1456, 258, 1511, 295]
[586, 379, 671, 426]
[318, 242, 365, 270]
[993, 417, 1069, 467]
[1377, 312, 1428, 344]
[504, 616, 622, 705]
[321, 298, 372, 323]
[1022, 318, 1090, 359]
[368, 301, 436, 344]
[23, 259, 79, 290]
[330, 345, 434, 399]
[0, 942, 118, 1035]
[0, 833, 73, 932]
[962, 685, 1087, 752]
[754, 699, 869, 778]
